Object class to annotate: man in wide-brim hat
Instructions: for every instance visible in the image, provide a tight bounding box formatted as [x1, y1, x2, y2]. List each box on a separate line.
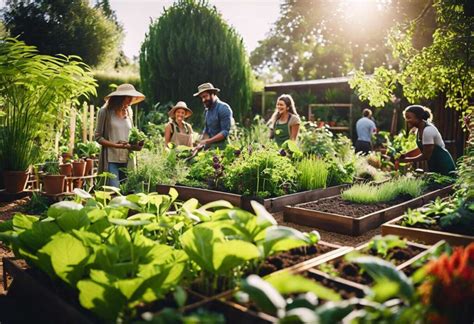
[164, 101, 194, 147]
[194, 82, 233, 150]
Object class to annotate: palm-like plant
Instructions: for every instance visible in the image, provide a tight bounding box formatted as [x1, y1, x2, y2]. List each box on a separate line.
[0, 38, 97, 171]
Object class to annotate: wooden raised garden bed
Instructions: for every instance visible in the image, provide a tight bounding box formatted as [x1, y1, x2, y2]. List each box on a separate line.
[382, 215, 474, 246]
[308, 240, 430, 289]
[283, 185, 454, 236]
[2, 257, 207, 324]
[156, 184, 348, 213]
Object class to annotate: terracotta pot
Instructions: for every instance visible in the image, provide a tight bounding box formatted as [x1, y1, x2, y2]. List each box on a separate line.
[317, 121, 325, 128]
[405, 148, 422, 158]
[328, 121, 336, 127]
[72, 160, 86, 177]
[73, 179, 83, 189]
[59, 163, 72, 177]
[42, 175, 65, 195]
[84, 159, 94, 176]
[2, 170, 29, 194]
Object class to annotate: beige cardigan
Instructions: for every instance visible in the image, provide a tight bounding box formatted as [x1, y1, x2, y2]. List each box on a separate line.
[94, 105, 136, 175]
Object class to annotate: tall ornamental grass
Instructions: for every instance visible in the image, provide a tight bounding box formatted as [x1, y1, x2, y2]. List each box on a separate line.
[297, 156, 328, 190]
[341, 177, 424, 204]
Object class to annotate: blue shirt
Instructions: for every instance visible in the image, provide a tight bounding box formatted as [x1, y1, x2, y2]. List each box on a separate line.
[356, 117, 376, 142]
[204, 98, 232, 139]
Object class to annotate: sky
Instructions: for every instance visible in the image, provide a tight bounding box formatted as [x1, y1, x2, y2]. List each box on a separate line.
[110, 0, 282, 58]
[0, 0, 282, 58]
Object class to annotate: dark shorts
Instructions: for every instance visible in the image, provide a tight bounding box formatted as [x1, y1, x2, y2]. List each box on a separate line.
[355, 140, 372, 154]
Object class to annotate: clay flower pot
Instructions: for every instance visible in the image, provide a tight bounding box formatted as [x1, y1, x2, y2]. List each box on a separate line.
[42, 175, 65, 195]
[84, 158, 94, 176]
[72, 160, 86, 177]
[59, 163, 73, 177]
[2, 170, 29, 194]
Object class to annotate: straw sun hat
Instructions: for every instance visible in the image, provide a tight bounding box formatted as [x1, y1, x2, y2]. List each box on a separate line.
[168, 101, 193, 118]
[105, 84, 145, 105]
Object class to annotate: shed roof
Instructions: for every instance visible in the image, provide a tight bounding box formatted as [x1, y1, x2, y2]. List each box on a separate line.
[264, 76, 351, 92]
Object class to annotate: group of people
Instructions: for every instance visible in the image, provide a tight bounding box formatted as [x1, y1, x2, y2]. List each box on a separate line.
[95, 81, 455, 187]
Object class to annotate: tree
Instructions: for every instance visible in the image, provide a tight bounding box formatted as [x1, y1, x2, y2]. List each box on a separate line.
[2, 0, 123, 68]
[251, 0, 433, 82]
[139, 0, 253, 125]
[350, 0, 473, 117]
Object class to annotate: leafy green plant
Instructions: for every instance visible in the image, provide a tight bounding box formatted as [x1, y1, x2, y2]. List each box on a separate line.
[224, 146, 298, 198]
[401, 208, 436, 227]
[0, 38, 96, 171]
[439, 199, 474, 235]
[367, 235, 407, 258]
[129, 127, 147, 145]
[75, 141, 100, 158]
[297, 156, 328, 190]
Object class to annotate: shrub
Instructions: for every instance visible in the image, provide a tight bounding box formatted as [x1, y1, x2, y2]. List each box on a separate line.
[140, 0, 253, 124]
[224, 147, 298, 198]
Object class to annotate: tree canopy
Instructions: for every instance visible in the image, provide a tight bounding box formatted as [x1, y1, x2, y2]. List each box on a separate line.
[2, 0, 123, 68]
[251, 0, 434, 82]
[140, 0, 253, 125]
[350, 0, 473, 116]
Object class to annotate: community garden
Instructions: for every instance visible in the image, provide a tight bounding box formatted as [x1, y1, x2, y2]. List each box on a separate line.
[0, 0, 473, 323]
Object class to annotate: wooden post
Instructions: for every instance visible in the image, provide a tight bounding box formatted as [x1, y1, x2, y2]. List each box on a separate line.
[82, 102, 88, 143]
[89, 105, 94, 141]
[69, 108, 76, 154]
[261, 90, 266, 116]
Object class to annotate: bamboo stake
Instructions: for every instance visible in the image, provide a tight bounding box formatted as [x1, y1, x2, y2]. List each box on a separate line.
[69, 108, 76, 154]
[89, 105, 95, 141]
[82, 102, 88, 143]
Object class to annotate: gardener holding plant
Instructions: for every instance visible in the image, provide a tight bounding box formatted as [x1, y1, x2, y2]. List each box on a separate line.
[194, 82, 232, 150]
[95, 84, 145, 187]
[267, 94, 301, 146]
[399, 105, 455, 175]
[164, 101, 194, 147]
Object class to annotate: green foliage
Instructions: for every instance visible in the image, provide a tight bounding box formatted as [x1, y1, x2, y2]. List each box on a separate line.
[401, 208, 436, 227]
[231, 115, 272, 148]
[341, 176, 424, 204]
[297, 156, 328, 190]
[250, 1, 427, 82]
[90, 70, 141, 107]
[128, 127, 147, 144]
[0, 38, 97, 171]
[140, 0, 253, 123]
[384, 130, 418, 159]
[3, 0, 123, 68]
[367, 235, 407, 258]
[224, 147, 298, 198]
[75, 141, 100, 158]
[124, 148, 189, 193]
[350, 0, 473, 116]
[439, 199, 474, 235]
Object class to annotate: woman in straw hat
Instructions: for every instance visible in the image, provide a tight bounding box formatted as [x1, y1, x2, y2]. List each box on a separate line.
[164, 101, 194, 148]
[95, 83, 145, 187]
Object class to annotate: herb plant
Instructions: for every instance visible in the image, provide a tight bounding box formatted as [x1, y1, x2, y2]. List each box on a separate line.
[129, 127, 147, 144]
[367, 235, 407, 258]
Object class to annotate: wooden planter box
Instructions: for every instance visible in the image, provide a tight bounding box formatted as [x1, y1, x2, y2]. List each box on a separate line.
[382, 215, 474, 246]
[283, 185, 454, 236]
[304, 240, 430, 290]
[156, 184, 348, 213]
[2, 258, 206, 323]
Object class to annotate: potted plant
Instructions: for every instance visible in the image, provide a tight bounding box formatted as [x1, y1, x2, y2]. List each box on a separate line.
[42, 158, 65, 195]
[76, 141, 100, 175]
[0, 39, 96, 194]
[128, 127, 146, 151]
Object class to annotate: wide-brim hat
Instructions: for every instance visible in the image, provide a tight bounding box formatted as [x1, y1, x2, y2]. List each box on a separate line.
[193, 82, 220, 97]
[105, 84, 145, 105]
[168, 101, 193, 118]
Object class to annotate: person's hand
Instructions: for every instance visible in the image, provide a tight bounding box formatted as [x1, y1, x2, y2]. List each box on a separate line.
[199, 139, 209, 146]
[116, 141, 131, 149]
